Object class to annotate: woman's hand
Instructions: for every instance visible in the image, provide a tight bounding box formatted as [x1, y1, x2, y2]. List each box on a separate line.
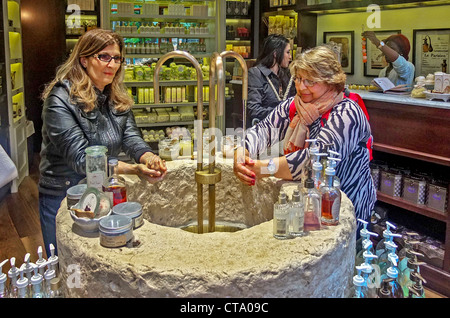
[363, 31, 380, 47]
[233, 146, 258, 186]
[136, 152, 168, 183]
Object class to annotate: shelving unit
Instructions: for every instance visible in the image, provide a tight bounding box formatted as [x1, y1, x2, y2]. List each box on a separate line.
[102, 0, 219, 134]
[65, 0, 101, 56]
[2, 0, 28, 193]
[364, 96, 450, 297]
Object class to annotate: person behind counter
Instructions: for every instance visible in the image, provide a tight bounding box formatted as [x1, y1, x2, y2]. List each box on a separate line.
[233, 45, 376, 232]
[247, 34, 296, 127]
[363, 32, 415, 86]
[39, 29, 167, 256]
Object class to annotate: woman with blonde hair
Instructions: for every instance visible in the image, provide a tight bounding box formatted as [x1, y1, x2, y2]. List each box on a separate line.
[39, 29, 166, 256]
[234, 45, 376, 233]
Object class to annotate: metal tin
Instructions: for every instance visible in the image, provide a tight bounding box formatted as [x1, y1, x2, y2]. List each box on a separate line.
[66, 184, 87, 209]
[99, 215, 134, 248]
[427, 179, 448, 214]
[369, 162, 380, 190]
[112, 201, 144, 229]
[380, 168, 403, 197]
[403, 174, 427, 205]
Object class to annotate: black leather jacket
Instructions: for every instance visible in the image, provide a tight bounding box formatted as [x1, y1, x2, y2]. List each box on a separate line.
[39, 80, 152, 196]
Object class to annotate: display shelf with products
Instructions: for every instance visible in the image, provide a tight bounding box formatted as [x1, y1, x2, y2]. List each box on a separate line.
[360, 91, 450, 297]
[65, 0, 100, 56]
[103, 1, 219, 134]
[2, 0, 28, 192]
[225, 0, 253, 60]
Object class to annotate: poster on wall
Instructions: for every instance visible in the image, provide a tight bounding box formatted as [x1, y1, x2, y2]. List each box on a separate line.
[323, 31, 354, 74]
[413, 29, 450, 76]
[364, 30, 401, 77]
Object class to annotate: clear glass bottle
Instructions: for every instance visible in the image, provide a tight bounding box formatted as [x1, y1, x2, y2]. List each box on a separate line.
[302, 169, 322, 232]
[103, 158, 127, 206]
[273, 191, 290, 239]
[289, 189, 304, 236]
[85, 145, 108, 191]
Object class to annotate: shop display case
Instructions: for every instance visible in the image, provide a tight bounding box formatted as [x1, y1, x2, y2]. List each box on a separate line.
[102, 0, 220, 138]
[1, 0, 28, 193]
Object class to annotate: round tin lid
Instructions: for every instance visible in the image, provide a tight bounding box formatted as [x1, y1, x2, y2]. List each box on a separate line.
[66, 184, 88, 198]
[112, 201, 142, 217]
[99, 215, 132, 232]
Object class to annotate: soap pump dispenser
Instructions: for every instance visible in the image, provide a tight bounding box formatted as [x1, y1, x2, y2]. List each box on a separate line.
[0, 259, 8, 298]
[380, 254, 404, 298]
[327, 150, 341, 189]
[289, 189, 304, 237]
[48, 244, 60, 278]
[302, 168, 322, 232]
[355, 218, 378, 265]
[353, 264, 371, 298]
[409, 271, 427, 298]
[379, 240, 399, 276]
[377, 278, 395, 298]
[375, 221, 401, 258]
[361, 250, 378, 298]
[23, 253, 35, 283]
[312, 153, 327, 190]
[30, 263, 46, 298]
[8, 257, 19, 298]
[35, 246, 46, 269]
[16, 267, 30, 298]
[273, 191, 290, 239]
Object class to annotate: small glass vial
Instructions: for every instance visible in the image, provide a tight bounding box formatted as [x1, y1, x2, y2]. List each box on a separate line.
[103, 158, 127, 206]
[85, 145, 108, 191]
[289, 189, 304, 236]
[49, 278, 64, 298]
[273, 191, 290, 239]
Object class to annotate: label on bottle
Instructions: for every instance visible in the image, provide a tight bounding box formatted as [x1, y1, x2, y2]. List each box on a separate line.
[331, 198, 340, 220]
[87, 171, 105, 191]
[275, 218, 287, 235]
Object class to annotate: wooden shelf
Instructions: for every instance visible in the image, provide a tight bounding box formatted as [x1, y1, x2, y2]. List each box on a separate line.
[374, 143, 450, 167]
[137, 120, 209, 128]
[376, 191, 448, 223]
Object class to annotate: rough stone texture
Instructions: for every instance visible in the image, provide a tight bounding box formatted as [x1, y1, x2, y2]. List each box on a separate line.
[56, 159, 357, 298]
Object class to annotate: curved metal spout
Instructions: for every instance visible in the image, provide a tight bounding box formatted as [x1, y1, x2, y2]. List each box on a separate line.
[153, 51, 205, 233]
[219, 51, 248, 155]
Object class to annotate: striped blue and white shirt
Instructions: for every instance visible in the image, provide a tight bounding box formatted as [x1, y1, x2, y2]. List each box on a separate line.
[245, 96, 377, 230]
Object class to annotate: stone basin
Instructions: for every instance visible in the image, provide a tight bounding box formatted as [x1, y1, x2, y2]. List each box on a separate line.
[56, 159, 357, 298]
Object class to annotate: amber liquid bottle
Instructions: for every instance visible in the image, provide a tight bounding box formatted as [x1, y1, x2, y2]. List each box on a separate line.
[103, 158, 127, 206]
[320, 164, 341, 226]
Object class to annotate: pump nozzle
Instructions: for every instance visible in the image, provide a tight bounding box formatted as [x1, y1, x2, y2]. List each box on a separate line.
[378, 278, 395, 298]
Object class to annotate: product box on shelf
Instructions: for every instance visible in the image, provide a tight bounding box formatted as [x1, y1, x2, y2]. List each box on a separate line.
[427, 179, 448, 214]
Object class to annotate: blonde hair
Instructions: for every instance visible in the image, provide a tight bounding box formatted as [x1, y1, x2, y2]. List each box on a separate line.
[289, 46, 346, 93]
[42, 28, 133, 112]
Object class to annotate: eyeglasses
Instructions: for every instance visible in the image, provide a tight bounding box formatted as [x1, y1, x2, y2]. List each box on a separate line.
[92, 53, 125, 64]
[294, 76, 316, 87]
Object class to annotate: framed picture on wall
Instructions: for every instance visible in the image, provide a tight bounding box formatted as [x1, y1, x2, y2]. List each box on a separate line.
[413, 28, 450, 76]
[364, 30, 401, 77]
[323, 31, 354, 74]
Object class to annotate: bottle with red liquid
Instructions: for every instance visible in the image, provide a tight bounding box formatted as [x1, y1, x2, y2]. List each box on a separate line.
[103, 158, 127, 206]
[320, 157, 341, 226]
[302, 168, 322, 232]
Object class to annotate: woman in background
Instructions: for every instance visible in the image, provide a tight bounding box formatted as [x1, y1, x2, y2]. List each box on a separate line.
[364, 32, 415, 86]
[247, 34, 296, 127]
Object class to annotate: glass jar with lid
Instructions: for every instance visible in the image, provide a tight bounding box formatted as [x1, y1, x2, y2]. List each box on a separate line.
[85, 145, 108, 191]
[158, 138, 180, 161]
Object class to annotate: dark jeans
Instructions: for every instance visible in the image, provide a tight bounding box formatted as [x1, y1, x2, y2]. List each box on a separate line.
[39, 192, 65, 257]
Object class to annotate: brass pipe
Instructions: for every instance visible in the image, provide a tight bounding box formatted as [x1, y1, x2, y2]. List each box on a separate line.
[153, 51, 204, 233]
[219, 51, 248, 156]
[207, 53, 225, 232]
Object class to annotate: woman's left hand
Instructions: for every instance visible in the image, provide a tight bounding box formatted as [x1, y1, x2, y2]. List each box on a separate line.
[138, 152, 168, 183]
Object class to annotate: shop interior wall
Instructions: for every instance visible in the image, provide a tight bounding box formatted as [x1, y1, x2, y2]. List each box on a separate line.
[316, 5, 450, 85]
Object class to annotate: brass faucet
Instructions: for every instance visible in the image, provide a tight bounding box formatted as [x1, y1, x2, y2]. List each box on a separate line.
[153, 50, 247, 234]
[219, 51, 248, 160]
